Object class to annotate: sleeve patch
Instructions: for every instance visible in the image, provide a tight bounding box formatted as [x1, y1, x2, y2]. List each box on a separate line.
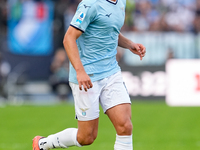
[76, 12, 86, 24]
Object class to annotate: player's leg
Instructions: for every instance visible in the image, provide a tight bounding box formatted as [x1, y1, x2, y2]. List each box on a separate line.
[100, 71, 133, 150]
[34, 118, 99, 150]
[35, 128, 81, 150]
[77, 118, 99, 145]
[33, 82, 101, 150]
[106, 103, 133, 150]
[70, 81, 101, 145]
[106, 103, 132, 135]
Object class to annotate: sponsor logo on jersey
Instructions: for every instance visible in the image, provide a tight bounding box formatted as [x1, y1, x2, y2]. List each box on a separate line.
[84, 4, 91, 9]
[105, 13, 112, 17]
[76, 12, 85, 24]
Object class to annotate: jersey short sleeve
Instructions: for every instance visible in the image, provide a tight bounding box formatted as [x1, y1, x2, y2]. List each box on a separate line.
[70, 0, 97, 32]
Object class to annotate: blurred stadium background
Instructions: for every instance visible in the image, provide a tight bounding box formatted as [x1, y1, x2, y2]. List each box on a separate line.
[0, 0, 200, 150]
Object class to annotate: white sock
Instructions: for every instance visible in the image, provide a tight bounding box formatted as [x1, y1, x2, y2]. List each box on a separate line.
[39, 128, 81, 150]
[114, 134, 133, 150]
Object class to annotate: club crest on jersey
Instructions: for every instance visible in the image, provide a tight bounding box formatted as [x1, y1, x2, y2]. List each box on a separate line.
[76, 12, 85, 24]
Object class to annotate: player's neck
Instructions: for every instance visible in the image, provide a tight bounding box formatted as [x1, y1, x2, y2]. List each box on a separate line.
[108, 0, 117, 2]
[107, 0, 118, 4]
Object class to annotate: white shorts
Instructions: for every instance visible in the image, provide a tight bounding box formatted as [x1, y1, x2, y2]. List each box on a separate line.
[69, 71, 131, 121]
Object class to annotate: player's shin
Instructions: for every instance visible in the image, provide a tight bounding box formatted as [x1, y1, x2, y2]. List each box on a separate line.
[39, 128, 82, 149]
[114, 134, 133, 150]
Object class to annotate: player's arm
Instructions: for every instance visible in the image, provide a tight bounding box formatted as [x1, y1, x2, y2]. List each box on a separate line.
[63, 26, 93, 91]
[118, 33, 146, 60]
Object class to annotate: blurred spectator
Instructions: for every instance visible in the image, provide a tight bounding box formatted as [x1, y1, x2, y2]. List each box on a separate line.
[53, 0, 68, 50]
[131, 0, 198, 32]
[1, 0, 200, 34]
[64, 3, 77, 31]
[134, 1, 153, 31]
[53, 0, 81, 49]
[49, 48, 71, 101]
[0, 0, 7, 36]
[164, 3, 195, 32]
[193, 0, 200, 33]
[0, 52, 11, 99]
[122, 0, 135, 31]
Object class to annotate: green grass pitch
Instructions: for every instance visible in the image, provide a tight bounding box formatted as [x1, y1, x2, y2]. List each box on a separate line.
[0, 101, 200, 150]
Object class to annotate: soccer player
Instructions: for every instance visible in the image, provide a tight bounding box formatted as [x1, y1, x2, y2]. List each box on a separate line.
[32, 0, 146, 150]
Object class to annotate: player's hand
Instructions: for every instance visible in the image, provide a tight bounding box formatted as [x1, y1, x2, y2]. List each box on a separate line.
[76, 70, 93, 92]
[129, 43, 146, 60]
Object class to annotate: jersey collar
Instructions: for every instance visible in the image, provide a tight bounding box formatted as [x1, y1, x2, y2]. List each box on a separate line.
[106, 0, 118, 5]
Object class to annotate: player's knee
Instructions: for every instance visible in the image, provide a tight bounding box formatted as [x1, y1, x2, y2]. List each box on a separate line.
[77, 134, 96, 146]
[82, 137, 95, 145]
[117, 121, 133, 135]
[126, 121, 133, 133]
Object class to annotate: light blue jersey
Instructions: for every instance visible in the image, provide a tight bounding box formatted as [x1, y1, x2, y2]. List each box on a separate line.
[69, 0, 126, 84]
